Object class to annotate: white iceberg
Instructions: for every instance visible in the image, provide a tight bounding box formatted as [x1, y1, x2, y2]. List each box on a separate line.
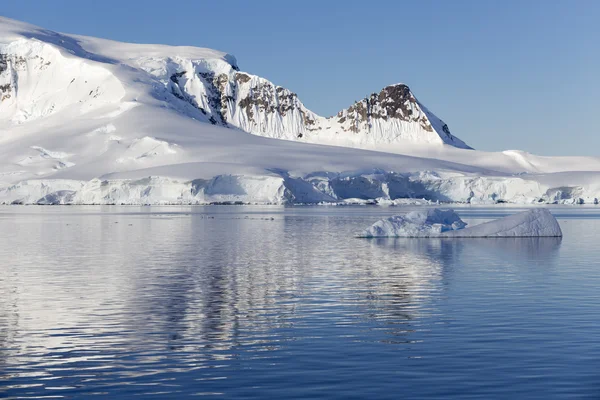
[360, 208, 562, 238]
[360, 209, 467, 237]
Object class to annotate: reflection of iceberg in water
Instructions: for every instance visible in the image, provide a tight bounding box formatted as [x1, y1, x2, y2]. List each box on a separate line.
[369, 236, 562, 268]
[456, 237, 562, 261]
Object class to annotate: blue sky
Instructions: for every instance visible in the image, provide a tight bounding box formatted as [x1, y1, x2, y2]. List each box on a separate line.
[3, 0, 599, 155]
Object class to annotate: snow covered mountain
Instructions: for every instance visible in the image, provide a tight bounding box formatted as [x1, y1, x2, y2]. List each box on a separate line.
[165, 62, 470, 148]
[1, 16, 600, 205]
[0, 16, 468, 150]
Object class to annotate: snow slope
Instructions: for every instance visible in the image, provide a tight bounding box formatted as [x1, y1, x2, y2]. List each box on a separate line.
[1, 16, 600, 205]
[360, 209, 562, 238]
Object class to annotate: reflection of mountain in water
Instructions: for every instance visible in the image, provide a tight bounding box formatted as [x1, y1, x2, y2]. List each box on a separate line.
[128, 211, 450, 350]
[0, 209, 563, 375]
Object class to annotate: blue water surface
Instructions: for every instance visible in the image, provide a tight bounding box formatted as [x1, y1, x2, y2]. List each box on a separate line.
[0, 205, 598, 399]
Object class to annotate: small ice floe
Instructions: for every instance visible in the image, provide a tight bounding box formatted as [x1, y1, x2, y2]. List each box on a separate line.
[359, 208, 562, 238]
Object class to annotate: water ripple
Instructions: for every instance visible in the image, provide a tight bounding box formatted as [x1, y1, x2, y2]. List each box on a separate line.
[0, 206, 598, 399]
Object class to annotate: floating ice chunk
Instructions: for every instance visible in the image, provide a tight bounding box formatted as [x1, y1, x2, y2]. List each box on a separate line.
[360, 208, 562, 238]
[360, 209, 467, 238]
[443, 208, 562, 237]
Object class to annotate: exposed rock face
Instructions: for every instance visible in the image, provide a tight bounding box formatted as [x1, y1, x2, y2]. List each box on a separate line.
[0, 53, 21, 102]
[0, 52, 53, 104]
[164, 64, 320, 137]
[197, 71, 228, 125]
[230, 73, 320, 137]
[147, 55, 471, 149]
[330, 83, 468, 147]
[335, 84, 431, 132]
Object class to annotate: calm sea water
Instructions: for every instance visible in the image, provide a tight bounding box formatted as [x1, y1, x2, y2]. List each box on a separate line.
[0, 205, 598, 399]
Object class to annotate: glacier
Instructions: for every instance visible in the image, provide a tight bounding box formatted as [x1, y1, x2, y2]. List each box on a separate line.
[2, 16, 600, 205]
[360, 209, 563, 238]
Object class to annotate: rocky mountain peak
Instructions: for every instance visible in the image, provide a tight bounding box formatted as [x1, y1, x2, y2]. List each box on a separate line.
[331, 83, 436, 136]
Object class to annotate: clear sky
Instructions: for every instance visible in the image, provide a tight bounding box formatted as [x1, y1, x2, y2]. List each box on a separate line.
[2, 0, 599, 155]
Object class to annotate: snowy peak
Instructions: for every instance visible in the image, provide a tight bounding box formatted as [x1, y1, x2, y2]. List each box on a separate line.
[331, 83, 471, 149]
[334, 84, 425, 131]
